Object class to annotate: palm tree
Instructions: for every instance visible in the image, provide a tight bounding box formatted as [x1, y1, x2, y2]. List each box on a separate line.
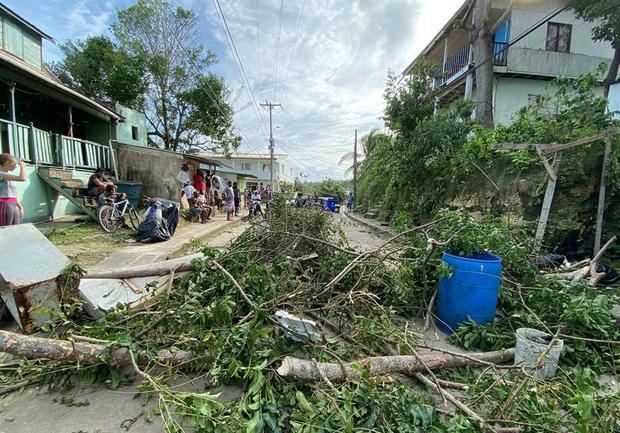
[339, 128, 386, 176]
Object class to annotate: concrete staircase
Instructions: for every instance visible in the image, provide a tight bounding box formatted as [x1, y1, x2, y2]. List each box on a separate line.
[37, 167, 97, 220]
[364, 200, 384, 219]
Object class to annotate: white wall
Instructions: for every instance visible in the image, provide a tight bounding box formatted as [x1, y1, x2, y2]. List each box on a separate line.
[609, 83, 620, 120]
[507, 3, 614, 78]
[492, 77, 606, 125]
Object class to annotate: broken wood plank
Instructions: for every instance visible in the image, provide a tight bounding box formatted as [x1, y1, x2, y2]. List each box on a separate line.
[534, 152, 562, 249]
[541, 130, 611, 154]
[276, 348, 515, 381]
[593, 133, 614, 254]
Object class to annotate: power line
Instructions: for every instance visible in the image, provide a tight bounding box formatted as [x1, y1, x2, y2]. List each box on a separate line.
[213, 0, 270, 138]
[279, 0, 306, 102]
[271, 0, 285, 102]
[256, 0, 261, 84]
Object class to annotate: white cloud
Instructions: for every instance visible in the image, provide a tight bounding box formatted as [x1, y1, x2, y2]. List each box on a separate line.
[199, 0, 466, 180]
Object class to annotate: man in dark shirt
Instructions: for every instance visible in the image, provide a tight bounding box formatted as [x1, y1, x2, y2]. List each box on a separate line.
[88, 168, 113, 196]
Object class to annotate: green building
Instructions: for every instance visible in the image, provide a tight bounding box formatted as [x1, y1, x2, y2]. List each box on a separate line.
[0, 4, 149, 222]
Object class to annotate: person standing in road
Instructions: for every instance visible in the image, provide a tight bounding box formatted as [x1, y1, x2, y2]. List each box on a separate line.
[232, 182, 240, 216]
[0, 153, 26, 226]
[224, 180, 235, 221]
[347, 192, 354, 211]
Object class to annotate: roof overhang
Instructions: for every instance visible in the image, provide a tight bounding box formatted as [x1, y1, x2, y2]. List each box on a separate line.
[204, 164, 258, 178]
[402, 0, 473, 76]
[0, 51, 120, 121]
[184, 153, 232, 169]
[0, 3, 54, 41]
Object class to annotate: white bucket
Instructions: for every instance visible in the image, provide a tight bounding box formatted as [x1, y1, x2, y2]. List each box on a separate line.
[514, 328, 564, 379]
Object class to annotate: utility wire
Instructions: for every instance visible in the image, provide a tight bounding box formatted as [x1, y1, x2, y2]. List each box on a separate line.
[279, 0, 306, 102]
[213, 0, 270, 138]
[271, 0, 285, 102]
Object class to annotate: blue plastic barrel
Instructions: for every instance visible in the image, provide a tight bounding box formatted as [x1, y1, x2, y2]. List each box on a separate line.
[436, 252, 502, 334]
[114, 180, 144, 209]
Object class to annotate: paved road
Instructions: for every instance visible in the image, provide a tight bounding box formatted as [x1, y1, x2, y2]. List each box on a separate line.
[333, 212, 388, 251]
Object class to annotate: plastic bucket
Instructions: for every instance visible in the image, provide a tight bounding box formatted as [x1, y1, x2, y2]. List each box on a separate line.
[514, 328, 563, 379]
[435, 252, 502, 334]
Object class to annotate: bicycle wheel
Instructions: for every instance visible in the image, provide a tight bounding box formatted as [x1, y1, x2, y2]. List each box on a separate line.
[98, 205, 119, 233]
[128, 207, 140, 231]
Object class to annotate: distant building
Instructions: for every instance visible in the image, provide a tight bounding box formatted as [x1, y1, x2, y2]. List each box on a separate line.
[198, 152, 296, 191]
[404, 0, 616, 125]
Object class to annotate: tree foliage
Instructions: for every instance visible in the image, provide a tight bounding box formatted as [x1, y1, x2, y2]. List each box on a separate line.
[50, 36, 146, 107]
[570, 0, 620, 46]
[111, 0, 240, 152]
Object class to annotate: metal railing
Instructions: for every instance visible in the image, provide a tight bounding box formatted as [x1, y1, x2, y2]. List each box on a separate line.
[493, 42, 508, 67]
[435, 43, 510, 88]
[0, 117, 113, 170]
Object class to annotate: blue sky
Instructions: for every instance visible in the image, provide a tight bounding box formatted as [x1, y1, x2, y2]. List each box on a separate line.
[4, 0, 465, 180]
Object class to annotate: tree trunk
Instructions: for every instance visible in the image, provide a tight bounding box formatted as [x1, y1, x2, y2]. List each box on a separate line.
[472, 0, 494, 128]
[603, 45, 620, 98]
[0, 330, 194, 366]
[277, 348, 515, 382]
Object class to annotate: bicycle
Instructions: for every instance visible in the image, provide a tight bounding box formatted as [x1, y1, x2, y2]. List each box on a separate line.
[97, 197, 141, 233]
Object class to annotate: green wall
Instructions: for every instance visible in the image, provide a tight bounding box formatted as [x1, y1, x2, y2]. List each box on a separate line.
[13, 165, 92, 222]
[115, 104, 147, 147]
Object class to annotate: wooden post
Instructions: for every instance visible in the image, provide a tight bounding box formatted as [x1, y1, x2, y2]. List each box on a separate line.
[353, 129, 357, 207]
[534, 152, 562, 250]
[28, 122, 37, 165]
[593, 133, 613, 254]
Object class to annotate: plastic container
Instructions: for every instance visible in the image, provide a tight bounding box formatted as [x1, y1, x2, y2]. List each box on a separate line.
[436, 252, 502, 334]
[114, 180, 143, 209]
[514, 328, 563, 379]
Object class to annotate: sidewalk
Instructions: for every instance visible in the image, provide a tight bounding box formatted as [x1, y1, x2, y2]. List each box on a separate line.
[87, 212, 244, 272]
[343, 209, 395, 235]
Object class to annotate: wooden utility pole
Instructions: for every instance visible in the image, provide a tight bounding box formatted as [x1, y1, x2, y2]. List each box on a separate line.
[353, 129, 358, 205]
[260, 102, 281, 192]
[594, 132, 614, 254]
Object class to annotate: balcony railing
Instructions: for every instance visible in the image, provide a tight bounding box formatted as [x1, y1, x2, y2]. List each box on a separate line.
[493, 42, 508, 67]
[435, 43, 509, 88]
[0, 118, 113, 171]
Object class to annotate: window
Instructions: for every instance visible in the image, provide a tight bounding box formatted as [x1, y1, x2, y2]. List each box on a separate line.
[546, 23, 571, 53]
[131, 126, 139, 141]
[241, 162, 252, 171]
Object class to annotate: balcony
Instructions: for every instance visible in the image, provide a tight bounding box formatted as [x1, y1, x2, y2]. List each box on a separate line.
[0, 118, 114, 171]
[435, 42, 509, 88]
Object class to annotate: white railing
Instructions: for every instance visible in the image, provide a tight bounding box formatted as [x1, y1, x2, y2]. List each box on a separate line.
[0, 117, 113, 170]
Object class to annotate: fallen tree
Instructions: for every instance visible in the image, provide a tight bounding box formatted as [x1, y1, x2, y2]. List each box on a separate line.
[277, 348, 515, 381]
[0, 330, 194, 366]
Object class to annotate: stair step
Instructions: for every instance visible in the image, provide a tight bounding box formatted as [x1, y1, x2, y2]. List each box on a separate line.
[364, 213, 378, 219]
[39, 167, 74, 181]
[61, 179, 84, 189]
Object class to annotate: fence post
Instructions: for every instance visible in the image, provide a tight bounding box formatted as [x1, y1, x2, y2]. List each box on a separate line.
[28, 122, 37, 165]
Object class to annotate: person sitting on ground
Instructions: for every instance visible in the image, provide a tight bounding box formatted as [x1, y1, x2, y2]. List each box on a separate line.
[88, 168, 113, 196]
[188, 190, 211, 223]
[224, 181, 235, 221]
[97, 184, 126, 207]
[249, 186, 264, 217]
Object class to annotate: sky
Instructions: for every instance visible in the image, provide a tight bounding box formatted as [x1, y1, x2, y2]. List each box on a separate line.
[4, 0, 465, 180]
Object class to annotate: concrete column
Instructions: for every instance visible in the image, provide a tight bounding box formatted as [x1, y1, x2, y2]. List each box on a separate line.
[68, 106, 73, 137]
[442, 37, 449, 74]
[9, 83, 17, 157]
[464, 45, 474, 100]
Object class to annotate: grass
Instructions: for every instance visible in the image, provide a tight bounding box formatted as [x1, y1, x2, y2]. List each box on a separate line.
[44, 222, 134, 268]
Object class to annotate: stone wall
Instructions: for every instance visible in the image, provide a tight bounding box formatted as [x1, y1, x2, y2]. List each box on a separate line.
[117, 144, 193, 201]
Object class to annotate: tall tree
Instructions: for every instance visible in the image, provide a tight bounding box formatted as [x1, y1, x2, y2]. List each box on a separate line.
[470, 0, 494, 128]
[50, 36, 146, 107]
[112, 0, 239, 152]
[570, 0, 620, 96]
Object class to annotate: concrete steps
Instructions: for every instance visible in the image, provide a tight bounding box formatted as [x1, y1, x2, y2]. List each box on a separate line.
[364, 201, 384, 219]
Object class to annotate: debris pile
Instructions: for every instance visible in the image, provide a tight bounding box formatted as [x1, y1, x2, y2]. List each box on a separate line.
[0, 206, 618, 432]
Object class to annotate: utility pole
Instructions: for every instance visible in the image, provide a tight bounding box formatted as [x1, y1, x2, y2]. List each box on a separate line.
[260, 102, 281, 193]
[353, 129, 357, 206]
